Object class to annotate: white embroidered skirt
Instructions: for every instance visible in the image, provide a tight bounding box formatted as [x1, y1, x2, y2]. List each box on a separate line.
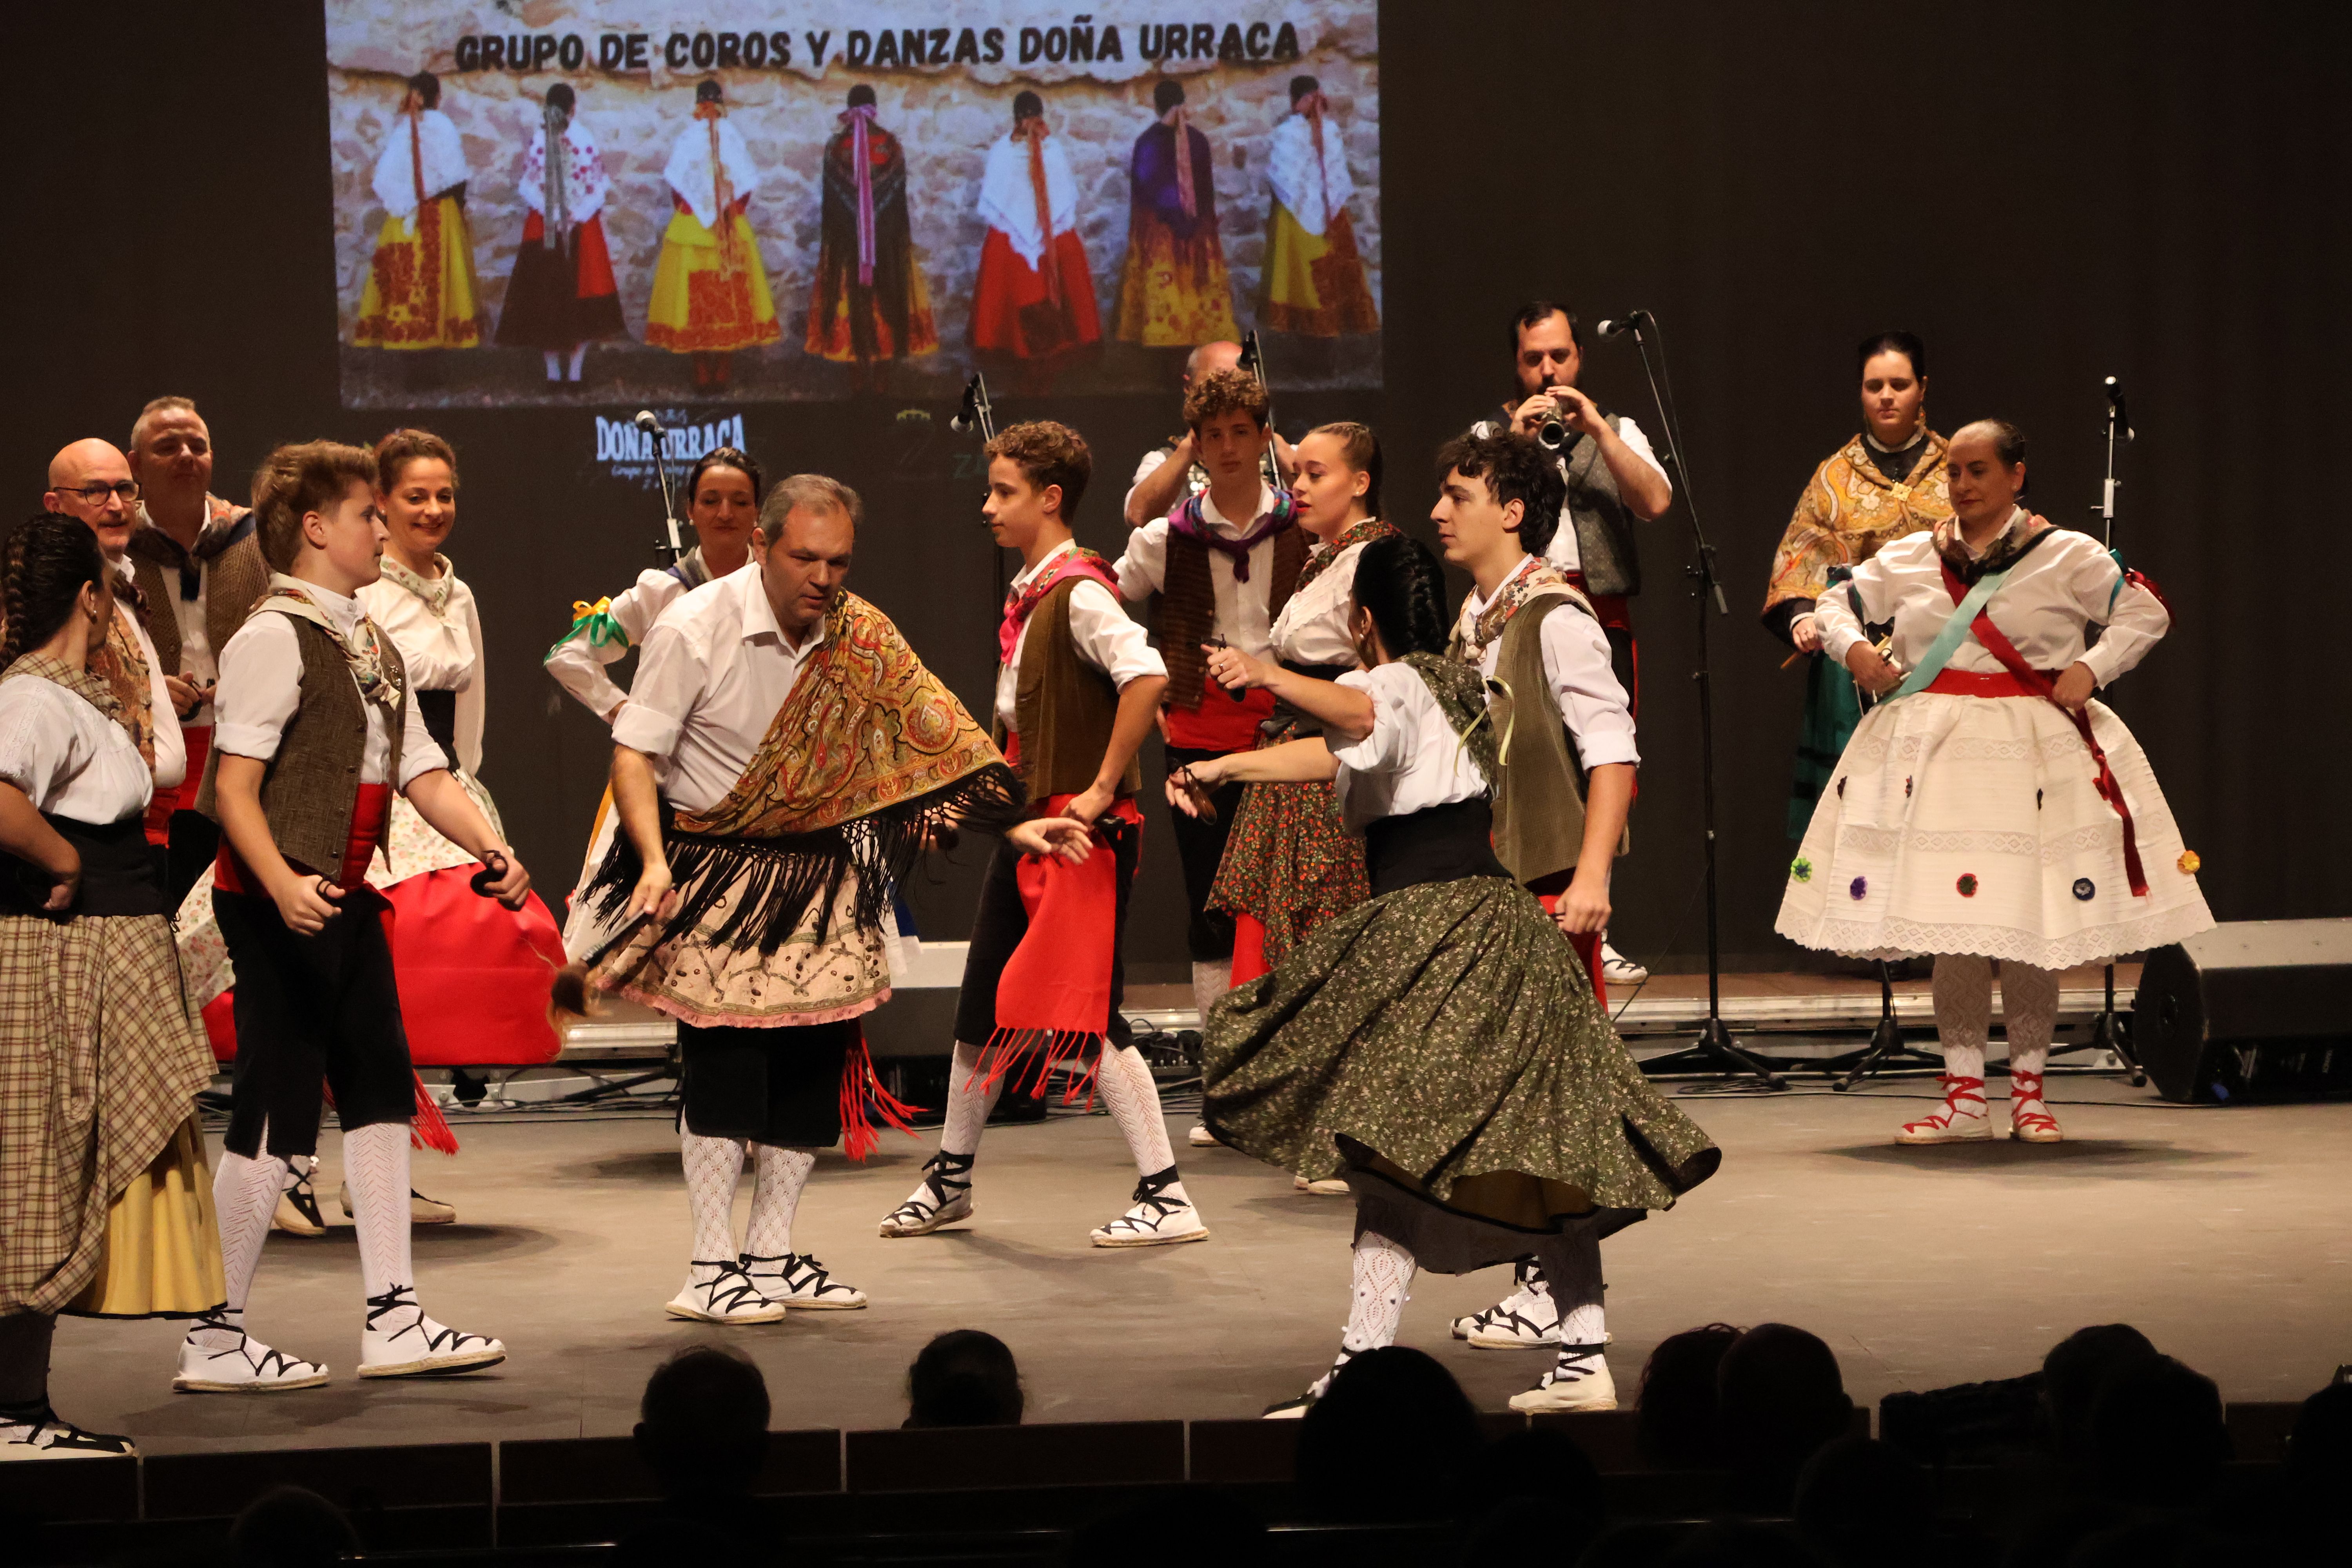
[1775, 691, 2212, 969]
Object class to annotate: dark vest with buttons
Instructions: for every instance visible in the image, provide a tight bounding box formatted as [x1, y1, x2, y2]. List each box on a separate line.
[195, 619, 409, 878]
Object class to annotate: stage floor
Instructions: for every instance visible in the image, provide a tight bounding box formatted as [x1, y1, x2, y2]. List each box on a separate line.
[52, 1073, 2351, 1456]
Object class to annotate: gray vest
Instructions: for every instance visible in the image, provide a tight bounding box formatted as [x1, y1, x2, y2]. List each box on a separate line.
[1471, 411, 1645, 597]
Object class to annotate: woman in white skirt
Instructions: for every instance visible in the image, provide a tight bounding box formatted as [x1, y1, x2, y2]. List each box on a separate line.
[1777, 419, 2211, 1143]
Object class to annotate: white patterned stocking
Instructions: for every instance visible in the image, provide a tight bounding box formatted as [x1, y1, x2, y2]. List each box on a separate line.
[939, 1041, 1002, 1160]
[1341, 1228, 1417, 1357]
[207, 1137, 289, 1345]
[1931, 953, 1992, 1083]
[681, 1132, 748, 1263]
[342, 1122, 414, 1302]
[1096, 1044, 1181, 1195]
[743, 1145, 815, 1258]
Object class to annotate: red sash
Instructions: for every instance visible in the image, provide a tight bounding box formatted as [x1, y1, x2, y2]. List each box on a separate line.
[1935, 562, 2148, 897]
[145, 724, 211, 846]
[1164, 673, 1275, 751]
[214, 782, 393, 897]
[979, 795, 1143, 1096]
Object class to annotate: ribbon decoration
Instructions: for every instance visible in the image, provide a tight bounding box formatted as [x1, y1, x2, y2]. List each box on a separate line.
[544, 596, 628, 661]
[842, 103, 878, 285]
[1934, 558, 2149, 898]
[1296, 90, 1334, 224]
[1166, 105, 1197, 220]
[1017, 113, 1060, 304]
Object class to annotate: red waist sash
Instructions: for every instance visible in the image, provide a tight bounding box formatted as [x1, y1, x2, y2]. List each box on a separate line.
[215, 782, 392, 897]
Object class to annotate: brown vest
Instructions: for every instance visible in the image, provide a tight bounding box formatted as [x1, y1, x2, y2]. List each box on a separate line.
[127, 523, 271, 679]
[1466, 594, 1626, 887]
[1158, 524, 1305, 708]
[196, 618, 410, 878]
[996, 580, 1140, 803]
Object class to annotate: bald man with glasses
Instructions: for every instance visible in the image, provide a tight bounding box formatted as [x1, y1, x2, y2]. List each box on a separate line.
[42, 439, 187, 815]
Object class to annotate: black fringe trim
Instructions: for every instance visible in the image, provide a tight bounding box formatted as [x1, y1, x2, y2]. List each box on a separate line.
[584, 762, 1024, 958]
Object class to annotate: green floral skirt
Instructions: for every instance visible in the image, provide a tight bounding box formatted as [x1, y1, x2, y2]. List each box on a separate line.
[1203, 875, 1720, 1259]
[1207, 778, 1370, 965]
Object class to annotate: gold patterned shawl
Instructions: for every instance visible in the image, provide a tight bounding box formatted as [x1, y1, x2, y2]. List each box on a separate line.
[1762, 430, 1952, 616]
[584, 590, 1021, 956]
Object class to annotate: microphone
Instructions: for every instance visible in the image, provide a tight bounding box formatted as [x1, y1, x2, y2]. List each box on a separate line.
[1595, 310, 1650, 339]
[633, 409, 665, 435]
[2103, 376, 2134, 441]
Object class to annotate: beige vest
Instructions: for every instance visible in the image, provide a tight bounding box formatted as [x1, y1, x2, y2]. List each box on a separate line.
[1464, 593, 1627, 887]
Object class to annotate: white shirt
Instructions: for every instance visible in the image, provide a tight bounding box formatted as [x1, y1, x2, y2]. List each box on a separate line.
[976, 131, 1079, 269]
[358, 566, 485, 776]
[1814, 511, 2167, 688]
[1269, 532, 1378, 670]
[114, 558, 185, 791]
[612, 564, 828, 815]
[1458, 557, 1641, 769]
[545, 565, 704, 724]
[0, 675, 153, 824]
[1467, 413, 1670, 573]
[1113, 481, 1287, 659]
[213, 582, 448, 789]
[371, 108, 470, 219]
[1327, 663, 1489, 834]
[133, 506, 220, 725]
[995, 541, 1165, 734]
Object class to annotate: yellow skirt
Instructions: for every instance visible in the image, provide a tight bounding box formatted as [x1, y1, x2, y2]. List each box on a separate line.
[67, 1116, 225, 1319]
[354, 196, 485, 349]
[645, 210, 781, 353]
[1113, 215, 1239, 347]
[1258, 202, 1380, 337]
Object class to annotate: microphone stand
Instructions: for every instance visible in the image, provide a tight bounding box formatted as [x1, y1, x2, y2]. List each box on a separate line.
[2074, 379, 2147, 1086]
[1609, 314, 1782, 1089]
[641, 417, 685, 566]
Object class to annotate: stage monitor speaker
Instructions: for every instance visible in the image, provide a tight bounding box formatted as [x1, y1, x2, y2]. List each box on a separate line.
[2132, 919, 2352, 1103]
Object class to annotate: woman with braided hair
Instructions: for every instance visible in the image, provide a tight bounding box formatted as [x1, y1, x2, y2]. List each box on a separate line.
[0, 515, 223, 1458]
[1179, 533, 1717, 1418]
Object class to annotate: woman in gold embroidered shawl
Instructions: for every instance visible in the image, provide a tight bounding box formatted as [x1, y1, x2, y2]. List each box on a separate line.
[1761, 332, 1951, 838]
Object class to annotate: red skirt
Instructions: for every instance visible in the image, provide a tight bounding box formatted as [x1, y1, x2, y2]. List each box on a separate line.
[969, 229, 1101, 359]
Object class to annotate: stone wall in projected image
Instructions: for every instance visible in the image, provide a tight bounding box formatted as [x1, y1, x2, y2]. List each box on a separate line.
[327, 2, 1380, 405]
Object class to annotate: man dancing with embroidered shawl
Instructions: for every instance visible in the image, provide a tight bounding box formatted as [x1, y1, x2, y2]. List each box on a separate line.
[879, 421, 1207, 1249]
[572, 475, 1025, 1323]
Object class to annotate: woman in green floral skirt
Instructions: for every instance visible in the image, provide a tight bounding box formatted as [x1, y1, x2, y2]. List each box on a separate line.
[1174, 534, 1719, 1417]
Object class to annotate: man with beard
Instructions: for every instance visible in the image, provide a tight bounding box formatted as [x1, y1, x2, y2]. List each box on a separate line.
[123, 397, 271, 902]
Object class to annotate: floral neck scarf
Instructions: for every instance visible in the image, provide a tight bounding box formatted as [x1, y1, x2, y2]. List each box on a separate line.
[378, 553, 456, 617]
[1458, 557, 1574, 667]
[1291, 516, 1399, 595]
[254, 575, 403, 714]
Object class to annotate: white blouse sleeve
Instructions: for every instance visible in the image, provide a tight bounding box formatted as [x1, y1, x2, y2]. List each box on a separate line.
[2069, 541, 2170, 688]
[1063, 580, 1165, 688]
[456, 586, 486, 775]
[396, 698, 450, 790]
[1325, 667, 1408, 778]
[1813, 547, 1899, 665]
[1113, 520, 1171, 602]
[212, 615, 304, 762]
[545, 572, 673, 724]
[1537, 603, 1639, 768]
[0, 682, 76, 809]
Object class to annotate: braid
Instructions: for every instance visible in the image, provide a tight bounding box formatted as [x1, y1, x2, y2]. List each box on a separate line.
[2, 515, 108, 673]
[1352, 534, 1451, 658]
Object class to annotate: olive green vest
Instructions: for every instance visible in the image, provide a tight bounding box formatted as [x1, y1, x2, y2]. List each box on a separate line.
[995, 579, 1141, 803]
[197, 617, 410, 878]
[1470, 592, 1626, 887]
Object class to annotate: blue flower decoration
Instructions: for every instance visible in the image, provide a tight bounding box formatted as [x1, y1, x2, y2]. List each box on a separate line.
[2072, 877, 2096, 901]
[1849, 876, 1868, 901]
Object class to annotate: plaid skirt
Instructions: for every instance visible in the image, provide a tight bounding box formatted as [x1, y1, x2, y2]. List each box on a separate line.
[1207, 779, 1370, 967]
[0, 913, 220, 1317]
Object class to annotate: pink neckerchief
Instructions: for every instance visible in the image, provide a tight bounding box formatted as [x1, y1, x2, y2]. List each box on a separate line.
[841, 104, 878, 285]
[999, 544, 1120, 664]
[1170, 488, 1296, 583]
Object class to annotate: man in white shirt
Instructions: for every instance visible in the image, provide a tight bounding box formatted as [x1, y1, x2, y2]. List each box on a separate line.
[42, 440, 186, 816]
[122, 396, 272, 903]
[1471, 300, 1670, 987]
[580, 474, 1026, 1324]
[1430, 428, 1642, 1412]
[880, 421, 1207, 1249]
[1113, 368, 1306, 1030]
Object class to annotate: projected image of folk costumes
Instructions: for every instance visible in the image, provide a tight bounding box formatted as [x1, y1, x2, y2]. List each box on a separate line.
[1112, 80, 1239, 348]
[1183, 534, 1716, 1420]
[1258, 76, 1378, 338]
[1762, 334, 1951, 839]
[353, 73, 485, 351]
[0, 518, 223, 1461]
[971, 93, 1102, 374]
[495, 84, 627, 383]
[806, 85, 939, 377]
[645, 79, 780, 388]
[1779, 421, 2212, 1148]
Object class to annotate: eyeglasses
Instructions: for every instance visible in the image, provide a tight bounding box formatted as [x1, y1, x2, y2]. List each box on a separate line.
[56, 480, 141, 505]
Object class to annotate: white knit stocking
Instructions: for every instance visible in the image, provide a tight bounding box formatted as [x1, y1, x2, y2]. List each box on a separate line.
[1096, 1044, 1182, 1197]
[1535, 1227, 1608, 1346]
[939, 1041, 1002, 1160]
[1931, 953, 1993, 1083]
[342, 1122, 414, 1303]
[743, 1145, 815, 1258]
[1999, 960, 2062, 1078]
[1305, 1227, 1417, 1400]
[1189, 959, 1231, 1021]
[681, 1132, 747, 1263]
[202, 1136, 289, 1348]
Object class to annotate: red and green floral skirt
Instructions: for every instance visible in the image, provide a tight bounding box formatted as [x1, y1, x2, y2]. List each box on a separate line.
[1209, 777, 1369, 971]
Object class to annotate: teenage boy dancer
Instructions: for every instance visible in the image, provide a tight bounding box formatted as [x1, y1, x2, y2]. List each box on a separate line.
[176, 441, 523, 1391]
[879, 421, 1205, 1247]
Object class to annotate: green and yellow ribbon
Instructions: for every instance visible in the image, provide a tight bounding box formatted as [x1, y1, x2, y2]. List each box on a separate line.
[544, 597, 630, 662]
